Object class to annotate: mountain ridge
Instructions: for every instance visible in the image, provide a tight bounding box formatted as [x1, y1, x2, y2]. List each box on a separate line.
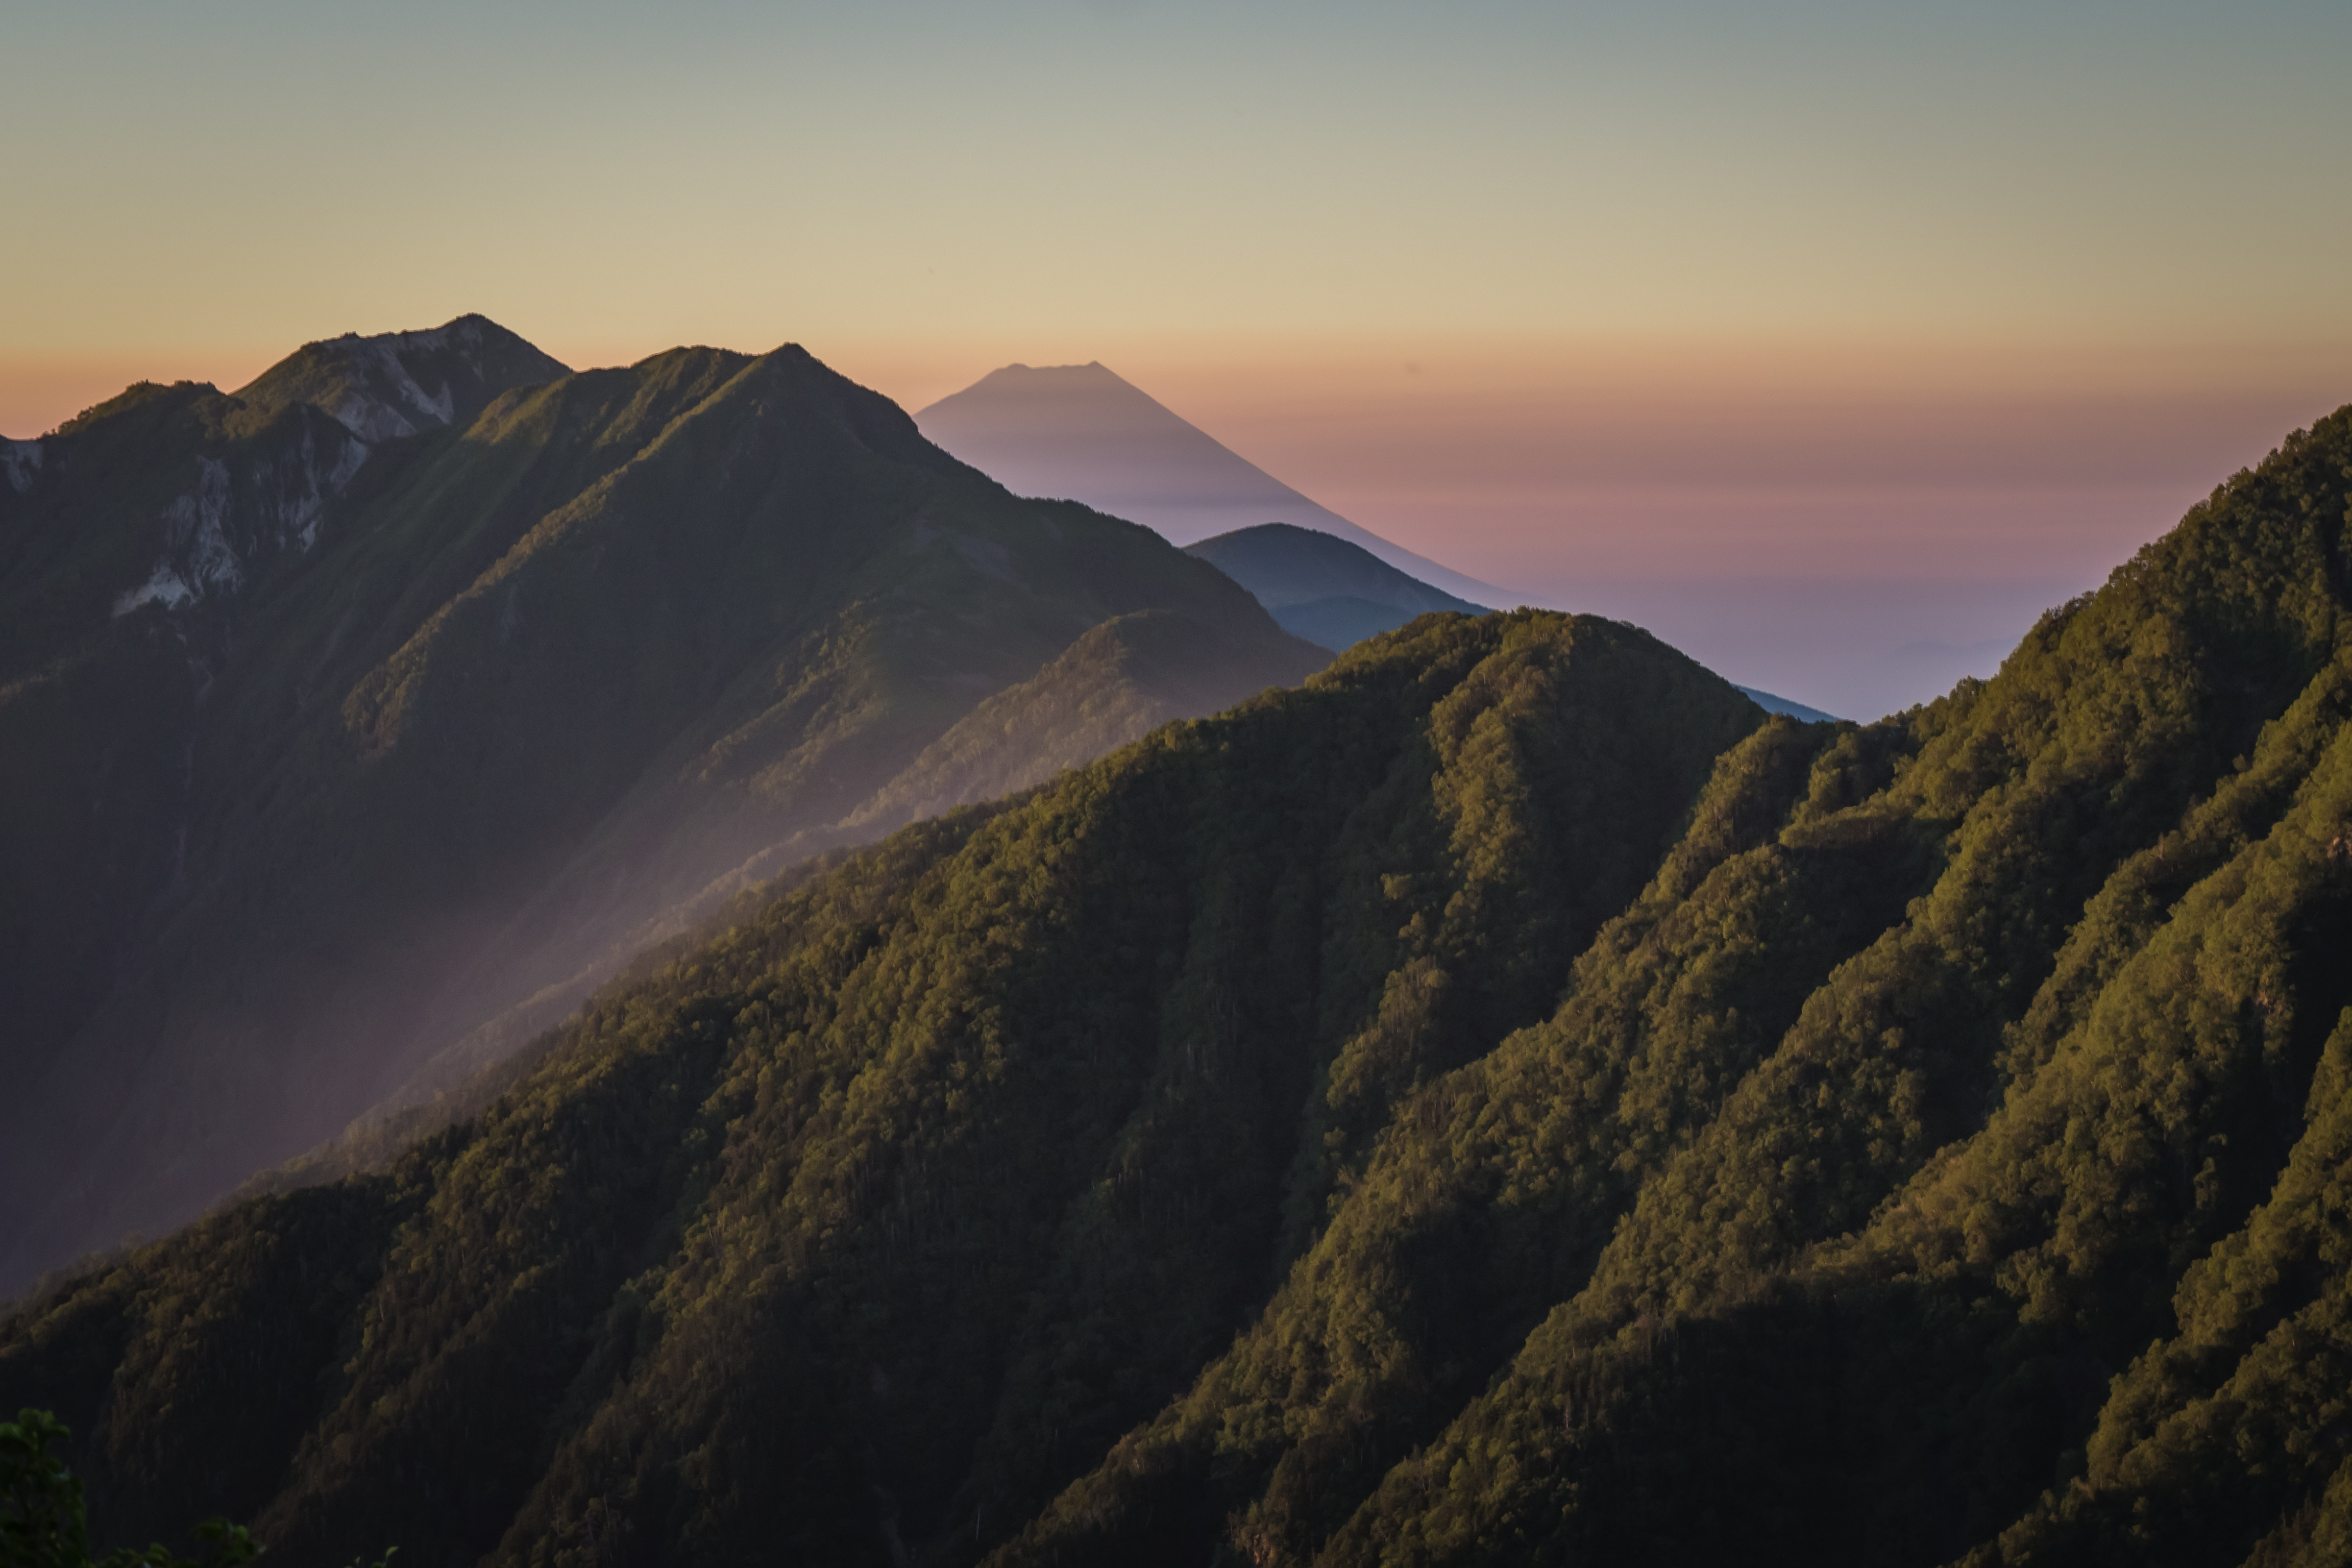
[0, 322, 1326, 1294]
[234, 313, 572, 442]
[8, 403, 2350, 1564]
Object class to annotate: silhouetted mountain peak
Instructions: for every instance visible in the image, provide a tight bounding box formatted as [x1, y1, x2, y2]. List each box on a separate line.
[916, 361, 1514, 606]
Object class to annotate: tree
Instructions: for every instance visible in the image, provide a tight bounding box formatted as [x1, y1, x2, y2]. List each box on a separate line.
[1, 1409, 255, 1568]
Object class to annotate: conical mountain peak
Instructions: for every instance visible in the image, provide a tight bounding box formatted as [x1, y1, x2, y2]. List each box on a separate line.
[916, 359, 1511, 606]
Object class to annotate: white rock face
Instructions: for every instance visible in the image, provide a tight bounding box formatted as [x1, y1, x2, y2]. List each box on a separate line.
[260, 420, 372, 552]
[172, 457, 243, 597]
[3, 439, 41, 493]
[113, 561, 197, 617]
[328, 431, 370, 487]
[321, 320, 483, 440]
[331, 392, 422, 444]
[102, 315, 556, 620]
[113, 424, 372, 617]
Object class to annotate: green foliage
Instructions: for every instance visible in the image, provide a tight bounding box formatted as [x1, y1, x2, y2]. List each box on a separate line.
[2, 1409, 256, 1568]
[6, 406, 2352, 1566]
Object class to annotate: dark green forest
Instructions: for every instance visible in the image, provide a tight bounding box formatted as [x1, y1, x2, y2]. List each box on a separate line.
[7, 407, 2352, 1566]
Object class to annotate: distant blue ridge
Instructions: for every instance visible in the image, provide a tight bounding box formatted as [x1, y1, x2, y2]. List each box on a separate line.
[1736, 687, 1839, 723]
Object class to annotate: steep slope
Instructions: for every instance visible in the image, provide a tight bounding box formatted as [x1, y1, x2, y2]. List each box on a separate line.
[916, 361, 1508, 604]
[0, 609, 1762, 1565]
[0, 382, 374, 1102]
[296, 604, 1327, 1145]
[233, 314, 571, 441]
[843, 605, 1327, 830]
[0, 329, 1326, 1295]
[0, 331, 544, 1213]
[1010, 407, 2352, 1567]
[9, 406, 2351, 1568]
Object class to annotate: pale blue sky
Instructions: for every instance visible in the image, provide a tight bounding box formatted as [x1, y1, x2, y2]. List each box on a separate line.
[7, 0, 2347, 358]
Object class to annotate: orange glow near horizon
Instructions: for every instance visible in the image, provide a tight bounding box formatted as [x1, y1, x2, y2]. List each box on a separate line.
[840, 331, 2352, 590]
[12, 329, 2344, 602]
[7, 1, 2346, 714]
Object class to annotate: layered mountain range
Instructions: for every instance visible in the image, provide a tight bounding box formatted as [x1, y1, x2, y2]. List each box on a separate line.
[913, 360, 1507, 606]
[1184, 520, 1491, 650]
[921, 362, 1841, 719]
[1192, 520, 1837, 719]
[6, 401, 2349, 1566]
[0, 318, 1325, 1293]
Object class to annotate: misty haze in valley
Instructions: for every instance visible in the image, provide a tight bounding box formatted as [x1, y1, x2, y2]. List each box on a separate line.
[0, 321, 1325, 1295]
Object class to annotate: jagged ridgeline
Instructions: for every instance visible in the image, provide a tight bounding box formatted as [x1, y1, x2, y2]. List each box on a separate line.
[7, 407, 2352, 1567]
[0, 321, 1325, 1294]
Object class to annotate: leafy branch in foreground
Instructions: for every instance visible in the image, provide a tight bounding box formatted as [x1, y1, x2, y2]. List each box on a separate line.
[2, 1408, 255, 1568]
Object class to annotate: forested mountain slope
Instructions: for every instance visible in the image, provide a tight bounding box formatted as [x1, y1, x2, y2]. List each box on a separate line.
[0, 324, 1324, 1294]
[7, 407, 2351, 1568]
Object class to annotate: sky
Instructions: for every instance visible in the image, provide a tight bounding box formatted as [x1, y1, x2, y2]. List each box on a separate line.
[6, 0, 2349, 714]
